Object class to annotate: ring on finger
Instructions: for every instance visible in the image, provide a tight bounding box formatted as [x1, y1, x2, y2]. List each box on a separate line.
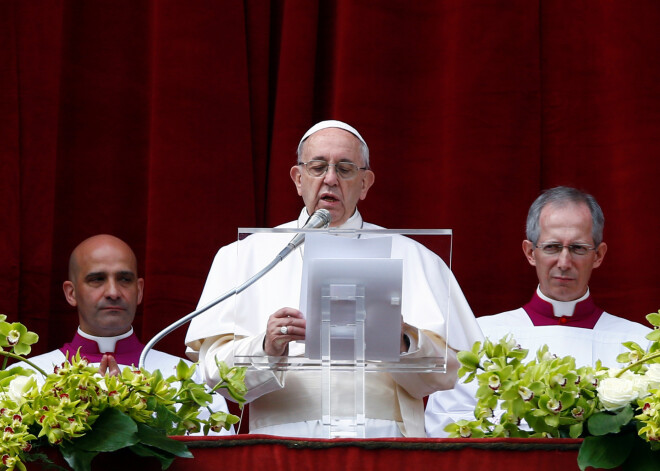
[280, 326, 288, 335]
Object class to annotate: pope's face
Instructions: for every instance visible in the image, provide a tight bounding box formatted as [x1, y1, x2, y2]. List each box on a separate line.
[290, 128, 375, 227]
[63, 237, 144, 337]
[523, 202, 607, 301]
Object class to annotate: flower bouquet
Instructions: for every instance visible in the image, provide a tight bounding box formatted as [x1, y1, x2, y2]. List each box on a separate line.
[0, 315, 246, 471]
[446, 309, 660, 470]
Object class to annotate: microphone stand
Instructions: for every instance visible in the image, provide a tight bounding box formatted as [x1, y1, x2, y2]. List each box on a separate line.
[138, 210, 331, 369]
[139, 247, 288, 369]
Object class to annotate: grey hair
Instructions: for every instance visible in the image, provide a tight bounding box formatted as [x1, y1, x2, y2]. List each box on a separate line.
[526, 186, 605, 246]
[296, 132, 370, 169]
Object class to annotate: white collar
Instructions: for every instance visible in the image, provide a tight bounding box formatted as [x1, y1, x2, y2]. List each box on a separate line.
[536, 286, 590, 317]
[77, 326, 134, 353]
[297, 208, 364, 230]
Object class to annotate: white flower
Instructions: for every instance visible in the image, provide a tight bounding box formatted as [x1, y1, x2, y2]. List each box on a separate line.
[5, 375, 37, 405]
[95, 373, 107, 391]
[644, 364, 660, 390]
[458, 425, 472, 438]
[503, 336, 518, 350]
[628, 351, 641, 363]
[539, 350, 556, 362]
[607, 368, 635, 380]
[552, 374, 567, 387]
[597, 377, 638, 411]
[6, 329, 21, 345]
[631, 374, 652, 399]
[518, 386, 534, 401]
[547, 398, 563, 413]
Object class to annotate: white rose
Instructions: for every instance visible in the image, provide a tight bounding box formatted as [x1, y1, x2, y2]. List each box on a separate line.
[645, 364, 660, 390]
[607, 368, 635, 380]
[7, 375, 37, 405]
[631, 374, 652, 399]
[597, 377, 638, 411]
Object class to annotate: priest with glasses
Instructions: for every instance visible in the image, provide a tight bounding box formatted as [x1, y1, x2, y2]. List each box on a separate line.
[425, 186, 652, 436]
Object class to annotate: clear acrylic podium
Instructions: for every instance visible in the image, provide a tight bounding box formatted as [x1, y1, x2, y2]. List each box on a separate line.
[231, 227, 453, 438]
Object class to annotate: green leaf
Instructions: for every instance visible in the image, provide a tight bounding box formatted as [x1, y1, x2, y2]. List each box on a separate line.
[569, 422, 584, 438]
[646, 329, 660, 342]
[59, 441, 98, 471]
[151, 402, 182, 430]
[587, 405, 634, 436]
[13, 342, 31, 355]
[623, 435, 660, 471]
[174, 359, 193, 381]
[457, 351, 480, 369]
[544, 413, 559, 428]
[189, 385, 213, 406]
[20, 330, 39, 347]
[136, 422, 193, 458]
[578, 434, 635, 470]
[73, 408, 139, 452]
[646, 312, 660, 327]
[129, 443, 175, 470]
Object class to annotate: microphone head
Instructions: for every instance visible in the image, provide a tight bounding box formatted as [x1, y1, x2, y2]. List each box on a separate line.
[313, 209, 332, 228]
[286, 209, 333, 252]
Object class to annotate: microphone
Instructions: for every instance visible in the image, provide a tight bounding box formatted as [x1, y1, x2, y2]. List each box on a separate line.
[138, 209, 332, 369]
[276, 209, 332, 260]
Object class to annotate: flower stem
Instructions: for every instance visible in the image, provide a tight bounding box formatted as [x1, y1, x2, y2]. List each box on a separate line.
[0, 351, 49, 377]
[616, 351, 660, 377]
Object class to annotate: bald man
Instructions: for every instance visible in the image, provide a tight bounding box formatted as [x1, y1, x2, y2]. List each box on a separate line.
[16, 234, 233, 434]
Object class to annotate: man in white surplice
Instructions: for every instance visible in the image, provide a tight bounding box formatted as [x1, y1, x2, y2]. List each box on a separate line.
[185, 120, 483, 437]
[14, 234, 233, 435]
[425, 186, 652, 437]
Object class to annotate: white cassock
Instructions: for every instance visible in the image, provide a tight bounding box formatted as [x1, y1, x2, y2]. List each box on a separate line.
[425, 288, 652, 437]
[15, 328, 234, 436]
[185, 208, 483, 438]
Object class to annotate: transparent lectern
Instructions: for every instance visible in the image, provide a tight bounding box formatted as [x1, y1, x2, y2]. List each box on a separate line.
[231, 227, 453, 438]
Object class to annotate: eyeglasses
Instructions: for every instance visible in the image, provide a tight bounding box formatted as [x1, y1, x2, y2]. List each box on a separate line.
[298, 160, 367, 180]
[535, 243, 597, 256]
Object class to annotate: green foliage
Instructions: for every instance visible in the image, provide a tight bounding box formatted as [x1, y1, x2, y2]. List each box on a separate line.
[447, 334, 601, 439]
[578, 433, 635, 470]
[0, 315, 247, 471]
[447, 308, 660, 471]
[587, 405, 635, 436]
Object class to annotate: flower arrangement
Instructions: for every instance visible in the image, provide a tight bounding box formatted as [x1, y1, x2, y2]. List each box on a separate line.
[0, 314, 247, 471]
[446, 309, 660, 470]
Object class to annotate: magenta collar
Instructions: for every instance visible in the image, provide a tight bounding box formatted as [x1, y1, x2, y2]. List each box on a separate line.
[59, 332, 145, 366]
[523, 292, 603, 329]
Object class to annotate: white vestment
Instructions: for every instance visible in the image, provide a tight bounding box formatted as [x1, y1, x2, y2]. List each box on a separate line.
[185, 209, 483, 438]
[425, 297, 652, 437]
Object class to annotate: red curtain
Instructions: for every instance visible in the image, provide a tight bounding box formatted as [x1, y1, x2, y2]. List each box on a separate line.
[38, 436, 586, 471]
[1, 0, 658, 358]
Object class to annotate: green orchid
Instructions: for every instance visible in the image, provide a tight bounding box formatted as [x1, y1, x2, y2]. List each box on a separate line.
[0, 315, 247, 471]
[213, 357, 247, 405]
[448, 309, 660, 470]
[0, 317, 39, 357]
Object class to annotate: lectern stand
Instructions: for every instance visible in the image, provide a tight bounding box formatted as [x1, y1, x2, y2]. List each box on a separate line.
[320, 283, 366, 437]
[232, 227, 453, 439]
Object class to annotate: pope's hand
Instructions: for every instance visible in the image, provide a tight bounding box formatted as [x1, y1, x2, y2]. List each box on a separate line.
[264, 307, 306, 356]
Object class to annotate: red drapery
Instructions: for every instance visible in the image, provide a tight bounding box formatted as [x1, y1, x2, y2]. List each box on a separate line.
[39, 436, 586, 471]
[1, 0, 658, 358]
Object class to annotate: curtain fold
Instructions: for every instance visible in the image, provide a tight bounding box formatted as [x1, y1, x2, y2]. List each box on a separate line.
[1, 0, 658, 358]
